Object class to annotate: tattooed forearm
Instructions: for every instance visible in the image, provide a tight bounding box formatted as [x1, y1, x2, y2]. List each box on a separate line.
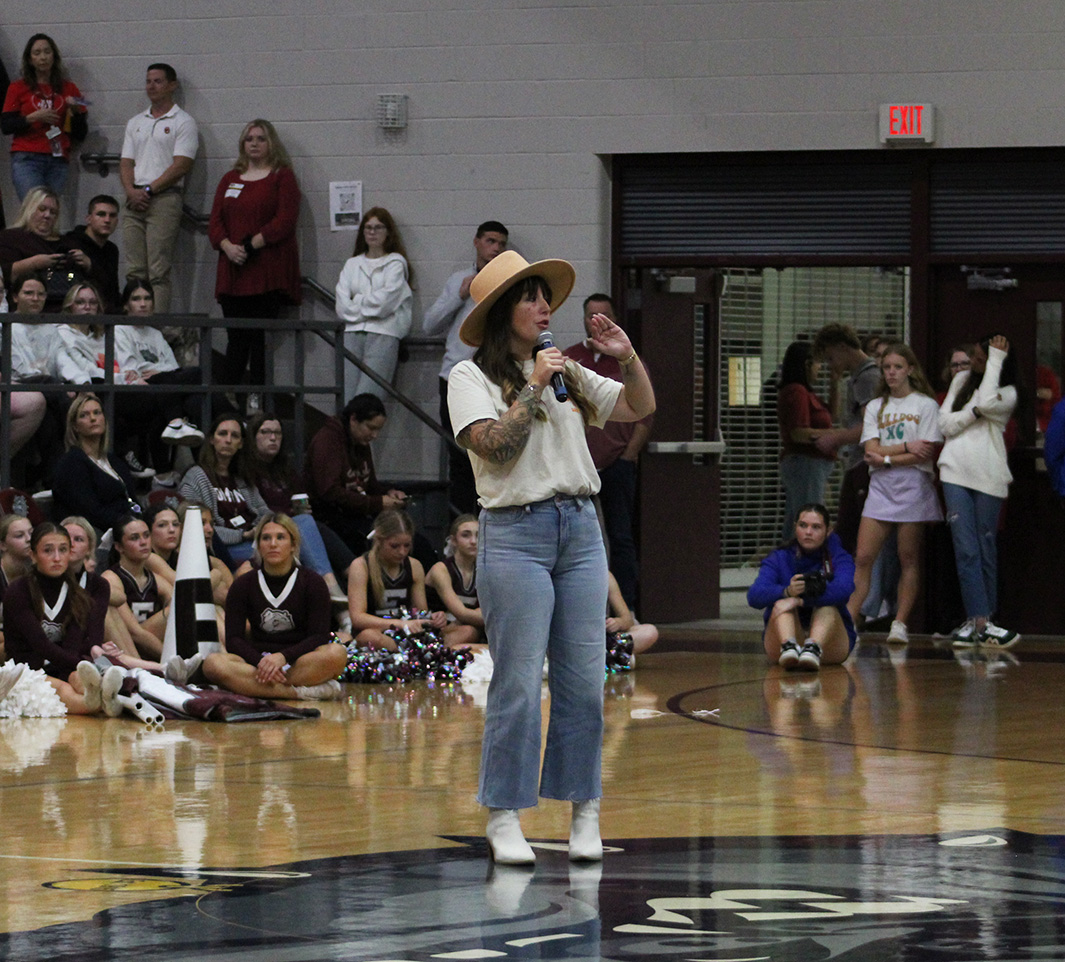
[458, 384, 542, 466]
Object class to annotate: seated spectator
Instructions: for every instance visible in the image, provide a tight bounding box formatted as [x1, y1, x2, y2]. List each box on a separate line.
[102, 513, 169, 660]
[747, 503, 856, 672]
[244, 412, 352, 600]
[114, 278, 205, 480]
[606, 570, 658, 656]
[3, 521, 120, 716]
[425, 514, 484, 649]
[0, 34, 88, 199]
[305, 393, 434, 569]
[179, 415, 269, 568]
[0, 187, 90, 310]
[60, 195, 120, 313]
[202, 513, 346, 700]
[51, 392, 140, 535]
[347, 509, 446, 652]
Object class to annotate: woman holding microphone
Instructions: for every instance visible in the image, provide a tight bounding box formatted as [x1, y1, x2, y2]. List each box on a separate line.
[448, 251, 654, 865]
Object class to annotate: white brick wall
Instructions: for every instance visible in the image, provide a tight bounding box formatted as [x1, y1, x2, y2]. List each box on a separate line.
[4, 0, 1064, 477]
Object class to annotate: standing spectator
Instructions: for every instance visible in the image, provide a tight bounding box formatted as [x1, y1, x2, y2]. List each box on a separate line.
[209, 119, 301, 411]
[422, 220, 509, 514]
[60, 195, 121, 313]
[119, 63, 198, 314]
[811, 324, 882, 554]
[846, 344, 943, 645]
[0, 187, 90, 308]
[939, 335, 1022, 647]
[0, 34, 88, 199]
[1045, 395, 1065, 500]
[775, 341, 835, 540]
[0, 49, 9, 227]
[564, 293, 653, 609]
[335, 207, 413, 400]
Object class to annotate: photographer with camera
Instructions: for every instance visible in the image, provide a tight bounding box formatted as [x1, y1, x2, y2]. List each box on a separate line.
[747, 503, 856, 671]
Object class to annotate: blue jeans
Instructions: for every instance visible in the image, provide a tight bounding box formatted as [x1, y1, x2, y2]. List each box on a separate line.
[10, 151, 69, 199]
[477, 496, 607, 810]
[780, 455, 835, 540]
[293, 513, 331, 578]
[942, 482, 1003, 618]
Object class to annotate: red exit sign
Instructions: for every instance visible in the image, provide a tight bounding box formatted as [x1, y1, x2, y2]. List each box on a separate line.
[879, 103, 935, 144]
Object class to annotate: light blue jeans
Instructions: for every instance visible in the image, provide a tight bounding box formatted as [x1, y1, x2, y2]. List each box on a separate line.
[10, 151, 69, 199]
[477, 496, 607, 810]
[293, 513, 331, 578]
[943, 482, 1003, 619]
[780, 455, 835, 540]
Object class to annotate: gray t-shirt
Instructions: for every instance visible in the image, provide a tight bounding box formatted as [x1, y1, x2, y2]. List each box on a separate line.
[840, 357, 882, 471]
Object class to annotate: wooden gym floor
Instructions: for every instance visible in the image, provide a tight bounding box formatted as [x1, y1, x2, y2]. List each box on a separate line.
[1, 629, 1064, 961]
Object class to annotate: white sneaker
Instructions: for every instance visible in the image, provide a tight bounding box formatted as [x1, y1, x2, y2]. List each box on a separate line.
[887, 620, 909, 645]
[101, 666, 126, 717]
[951, 619, 978, 647]
[246, 393, 262, 414]
[164, 652, 204, 685]
[486, 809, 535, 865]
[569, 798, 603, 862]
[978, 621, 1020, 648]
[293, 679, 343, 700]
[161, 418, 205, 446]
[153, 470, 180, 488]
[77, 661, 103, 712]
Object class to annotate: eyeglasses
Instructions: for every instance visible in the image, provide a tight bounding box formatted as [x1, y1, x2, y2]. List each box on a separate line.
[950, 361, 971, 370]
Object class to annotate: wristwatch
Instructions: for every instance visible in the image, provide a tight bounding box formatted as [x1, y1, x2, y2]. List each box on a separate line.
[883, 455, 893, 467]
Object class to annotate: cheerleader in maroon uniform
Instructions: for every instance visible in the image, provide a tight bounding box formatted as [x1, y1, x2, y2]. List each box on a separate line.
[0, 515, 33, 661]
[348, 509, 446, 651]
[426, 514, 485, 649]
[203, 513, 347, 700]
[103, 514, 170, 660]
[4, 522, 121, 715]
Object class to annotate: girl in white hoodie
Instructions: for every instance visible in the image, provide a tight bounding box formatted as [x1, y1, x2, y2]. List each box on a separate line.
[334, 206, 413, 401]
[938, 335, 1021, 648]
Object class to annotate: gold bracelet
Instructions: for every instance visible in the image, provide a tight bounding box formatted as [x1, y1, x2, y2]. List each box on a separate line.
[619, 350, 638, 368]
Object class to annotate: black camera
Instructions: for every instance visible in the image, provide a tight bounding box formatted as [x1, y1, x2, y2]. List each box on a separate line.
[800, 570, 828, 599]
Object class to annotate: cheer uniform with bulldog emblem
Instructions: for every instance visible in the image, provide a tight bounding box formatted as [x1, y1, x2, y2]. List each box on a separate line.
[4, 570, 109, 677]
[224, 564, 332, 667]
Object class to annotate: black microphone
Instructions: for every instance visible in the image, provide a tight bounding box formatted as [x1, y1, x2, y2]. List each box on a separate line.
[533, 330, 569, 402]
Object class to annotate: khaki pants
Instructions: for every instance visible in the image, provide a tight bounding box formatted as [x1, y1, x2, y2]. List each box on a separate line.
[123, 190, 183, 313]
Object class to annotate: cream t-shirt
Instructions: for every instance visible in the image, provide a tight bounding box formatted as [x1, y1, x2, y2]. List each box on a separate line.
[448, 359, 622, 509]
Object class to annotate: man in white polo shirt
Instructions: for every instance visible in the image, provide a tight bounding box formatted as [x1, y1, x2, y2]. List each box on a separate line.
[119, 63, 199, 314]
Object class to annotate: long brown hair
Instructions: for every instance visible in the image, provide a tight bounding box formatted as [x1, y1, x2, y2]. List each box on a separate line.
[473, 276, 598, 425]
[352, 207, 415, 286]
[27, 523, 93, 630]
[366, 509, 414, 610]
[199, 414, 248, 486]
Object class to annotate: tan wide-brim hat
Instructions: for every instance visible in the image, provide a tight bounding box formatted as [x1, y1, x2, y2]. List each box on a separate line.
[458, 249, 576, 347]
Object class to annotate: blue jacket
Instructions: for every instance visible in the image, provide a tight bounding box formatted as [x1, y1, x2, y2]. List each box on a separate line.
[747, 532, 856, 634]
[1044, 398, 1065, 498]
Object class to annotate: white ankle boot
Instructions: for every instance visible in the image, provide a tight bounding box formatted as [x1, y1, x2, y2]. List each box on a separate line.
[486, 809, 535, 865]
[569, 798, 603, 861]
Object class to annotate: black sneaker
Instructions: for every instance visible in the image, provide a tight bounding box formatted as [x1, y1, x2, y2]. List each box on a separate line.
[778, 640, 801, 670]
[978, 621, 1020, 648]
[797, 641, 822, 672]
[124, 450, 156, 479]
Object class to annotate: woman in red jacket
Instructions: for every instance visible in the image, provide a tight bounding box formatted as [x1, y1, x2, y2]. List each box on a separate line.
[208, 119, 301, 410]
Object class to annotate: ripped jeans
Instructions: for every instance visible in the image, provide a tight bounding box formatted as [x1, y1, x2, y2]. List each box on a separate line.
[942, 482, 1003, 619]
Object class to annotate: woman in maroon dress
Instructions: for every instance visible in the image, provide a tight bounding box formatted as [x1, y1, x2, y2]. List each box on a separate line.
[208, 119, 301, 410]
